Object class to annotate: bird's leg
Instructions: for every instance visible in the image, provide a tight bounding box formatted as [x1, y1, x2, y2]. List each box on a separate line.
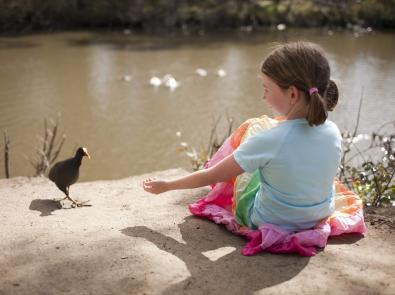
[65, 186, 79, 206]
[52, 188, 69, 203]
[66, 186, 91, 207]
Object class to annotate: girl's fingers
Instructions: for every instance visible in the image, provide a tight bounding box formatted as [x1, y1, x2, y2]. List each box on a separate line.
[142, 178, 162, 194]
[143, 177, 157, 183]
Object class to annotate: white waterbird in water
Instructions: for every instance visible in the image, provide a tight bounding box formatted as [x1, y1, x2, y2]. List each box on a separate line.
[163, 74, 180, 91]
[149, 76, 162, 87]
[277, 24, 286, 31]
[196, 68, 208, 77]
[217, 69, 227, 77]
[122, 75, 132, 82]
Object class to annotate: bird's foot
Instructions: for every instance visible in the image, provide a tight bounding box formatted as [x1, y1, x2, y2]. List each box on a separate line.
[71, 200, 92, 208]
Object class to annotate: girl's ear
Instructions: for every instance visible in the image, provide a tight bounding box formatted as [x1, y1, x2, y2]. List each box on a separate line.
[289, 85, 300, 105]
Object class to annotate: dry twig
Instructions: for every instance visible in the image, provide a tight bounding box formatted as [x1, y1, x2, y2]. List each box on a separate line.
[3, 130, 10, 178]
[29, 115, 66, 176]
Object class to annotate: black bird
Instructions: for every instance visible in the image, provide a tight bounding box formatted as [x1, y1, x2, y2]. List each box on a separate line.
[49, 147, 91, 207]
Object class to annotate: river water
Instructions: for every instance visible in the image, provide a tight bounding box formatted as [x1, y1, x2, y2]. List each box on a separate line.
[0, 28, 394, 181]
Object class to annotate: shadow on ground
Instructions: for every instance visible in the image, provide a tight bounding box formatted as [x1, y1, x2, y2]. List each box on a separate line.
[29, 199, 62, 217]
[327, 233, 364, 245]
[121, 216, 310, 294]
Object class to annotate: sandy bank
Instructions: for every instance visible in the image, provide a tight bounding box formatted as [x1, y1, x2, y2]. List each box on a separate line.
[0, 169, 394, 295]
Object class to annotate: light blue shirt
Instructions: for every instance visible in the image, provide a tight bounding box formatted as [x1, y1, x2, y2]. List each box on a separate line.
[233, 118, 342, 232]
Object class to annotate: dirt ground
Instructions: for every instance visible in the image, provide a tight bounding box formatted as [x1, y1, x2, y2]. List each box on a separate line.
[0, 168, 394, 295]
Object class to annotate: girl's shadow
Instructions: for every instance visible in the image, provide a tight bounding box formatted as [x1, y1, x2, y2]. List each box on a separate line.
[121, 216, 309, 294]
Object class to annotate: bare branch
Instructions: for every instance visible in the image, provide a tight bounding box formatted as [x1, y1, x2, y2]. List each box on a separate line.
[352, 87, 364, 138]
[339, 88, 364, 182]
[207, 116, 221, 157]
[46, 119, 58, 160]
[3, 130, 10, 178]
[28, 115, 66, 176]
[50, 135, 66, 164]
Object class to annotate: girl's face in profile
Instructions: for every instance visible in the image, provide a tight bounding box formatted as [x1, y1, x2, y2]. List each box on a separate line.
[261, 74, 291, 116]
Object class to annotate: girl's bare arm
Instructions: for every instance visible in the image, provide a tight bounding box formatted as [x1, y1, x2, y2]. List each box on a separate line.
[143, 154, 244, 194]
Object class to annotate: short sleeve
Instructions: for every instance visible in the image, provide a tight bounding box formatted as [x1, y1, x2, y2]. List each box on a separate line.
[233, 131, 278, 173]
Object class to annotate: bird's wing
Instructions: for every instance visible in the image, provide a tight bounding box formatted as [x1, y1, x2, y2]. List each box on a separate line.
[48, 161, 63, 182]
[56, 159, 80, 186]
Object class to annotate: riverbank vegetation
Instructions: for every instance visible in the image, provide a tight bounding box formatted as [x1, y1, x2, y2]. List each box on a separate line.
[1, 0, 395, 34]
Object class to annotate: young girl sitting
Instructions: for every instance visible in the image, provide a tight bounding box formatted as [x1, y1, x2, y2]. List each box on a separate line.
[143, 42, 366, 255]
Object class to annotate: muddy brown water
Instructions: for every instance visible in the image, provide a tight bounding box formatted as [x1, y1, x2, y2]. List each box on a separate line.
[0, 29, 394, 181]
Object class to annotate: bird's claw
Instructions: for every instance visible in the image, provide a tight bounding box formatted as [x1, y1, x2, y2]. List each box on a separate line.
[71, 200, 91, 208]
[78, 200, 92, 207]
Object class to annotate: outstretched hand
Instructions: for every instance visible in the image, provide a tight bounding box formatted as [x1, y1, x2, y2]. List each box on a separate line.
[143, 178, 169, 195]
[142, 155, 243, 195]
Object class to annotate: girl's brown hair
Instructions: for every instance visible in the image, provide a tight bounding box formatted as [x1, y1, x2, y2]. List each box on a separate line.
[261, 42, 339, 126]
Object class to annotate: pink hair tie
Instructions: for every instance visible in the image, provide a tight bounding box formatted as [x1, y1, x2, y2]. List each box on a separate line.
[309, 87, 319, 95]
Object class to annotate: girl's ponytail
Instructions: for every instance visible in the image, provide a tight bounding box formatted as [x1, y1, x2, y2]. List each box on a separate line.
[305, 79, 339, 126]
[306, 90, 327, 126]
[324, 79, 339, 112]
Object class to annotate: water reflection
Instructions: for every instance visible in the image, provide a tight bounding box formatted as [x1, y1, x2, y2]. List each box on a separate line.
[88, 46, 114, 112]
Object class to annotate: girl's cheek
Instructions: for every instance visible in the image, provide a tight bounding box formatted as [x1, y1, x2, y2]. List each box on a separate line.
[276, 101, 286, 113]
[264, 93, 272, 103]
[267, 96, 276, 107]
